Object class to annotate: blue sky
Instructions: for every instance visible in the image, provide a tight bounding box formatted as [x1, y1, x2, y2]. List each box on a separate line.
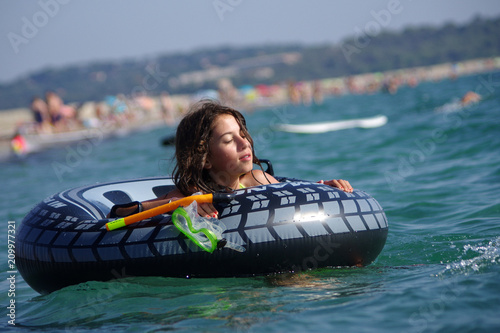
[1, 0, 499, 83]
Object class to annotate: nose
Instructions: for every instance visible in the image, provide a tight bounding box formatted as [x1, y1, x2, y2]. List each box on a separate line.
[236, 135, 250, 151]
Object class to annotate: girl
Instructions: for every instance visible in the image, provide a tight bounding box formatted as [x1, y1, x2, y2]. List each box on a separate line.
[109, 100, 352, 218]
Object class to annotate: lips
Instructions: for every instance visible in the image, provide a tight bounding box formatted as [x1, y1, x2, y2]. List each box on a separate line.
[240, 152, 252, 161]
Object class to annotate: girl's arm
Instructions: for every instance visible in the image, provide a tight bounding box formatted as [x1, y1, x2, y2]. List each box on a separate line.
[108, 176, 353, 218]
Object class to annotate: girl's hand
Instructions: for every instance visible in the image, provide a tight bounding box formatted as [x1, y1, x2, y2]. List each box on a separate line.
[197, 202, 219, 219]
[187, 192, 218, 218]
[318, 179, 353, 193]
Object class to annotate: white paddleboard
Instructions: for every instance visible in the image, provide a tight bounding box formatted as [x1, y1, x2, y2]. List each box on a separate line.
[275, 115, 388, 134]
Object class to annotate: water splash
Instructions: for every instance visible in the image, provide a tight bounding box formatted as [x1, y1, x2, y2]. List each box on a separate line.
[434, 99, 463, 113]
[441, 237, 500, 276]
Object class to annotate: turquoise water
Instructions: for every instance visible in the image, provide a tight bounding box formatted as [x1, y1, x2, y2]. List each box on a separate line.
[1, 72, 500, 332]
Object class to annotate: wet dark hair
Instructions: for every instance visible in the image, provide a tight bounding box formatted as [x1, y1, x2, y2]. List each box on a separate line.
[173, 100, 266, 196]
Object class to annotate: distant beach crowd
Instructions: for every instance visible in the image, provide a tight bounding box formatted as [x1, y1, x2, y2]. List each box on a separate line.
[1, 56, 499, 155]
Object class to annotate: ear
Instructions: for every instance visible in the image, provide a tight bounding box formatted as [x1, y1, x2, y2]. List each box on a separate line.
[203, 156, 212, 170]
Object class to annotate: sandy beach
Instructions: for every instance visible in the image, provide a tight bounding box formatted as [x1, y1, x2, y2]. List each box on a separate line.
[0, 107, 32, 136]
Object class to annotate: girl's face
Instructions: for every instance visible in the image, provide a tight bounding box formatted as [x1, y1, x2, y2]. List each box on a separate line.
[205, 114, 253, 184]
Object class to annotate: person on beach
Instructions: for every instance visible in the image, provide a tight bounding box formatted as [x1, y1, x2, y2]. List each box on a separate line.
[45, 91, 64, 129]
[109, 100, 352, 218]
[30, 96, 51, 133]
[160, 92, 176, 126]
[45, 91, 78, 130]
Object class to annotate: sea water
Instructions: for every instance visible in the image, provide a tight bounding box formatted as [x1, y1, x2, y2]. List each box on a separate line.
[1, 72, 499, 332]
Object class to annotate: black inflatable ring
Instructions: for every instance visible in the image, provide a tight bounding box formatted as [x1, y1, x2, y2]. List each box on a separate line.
[16, 177, 388, 294]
